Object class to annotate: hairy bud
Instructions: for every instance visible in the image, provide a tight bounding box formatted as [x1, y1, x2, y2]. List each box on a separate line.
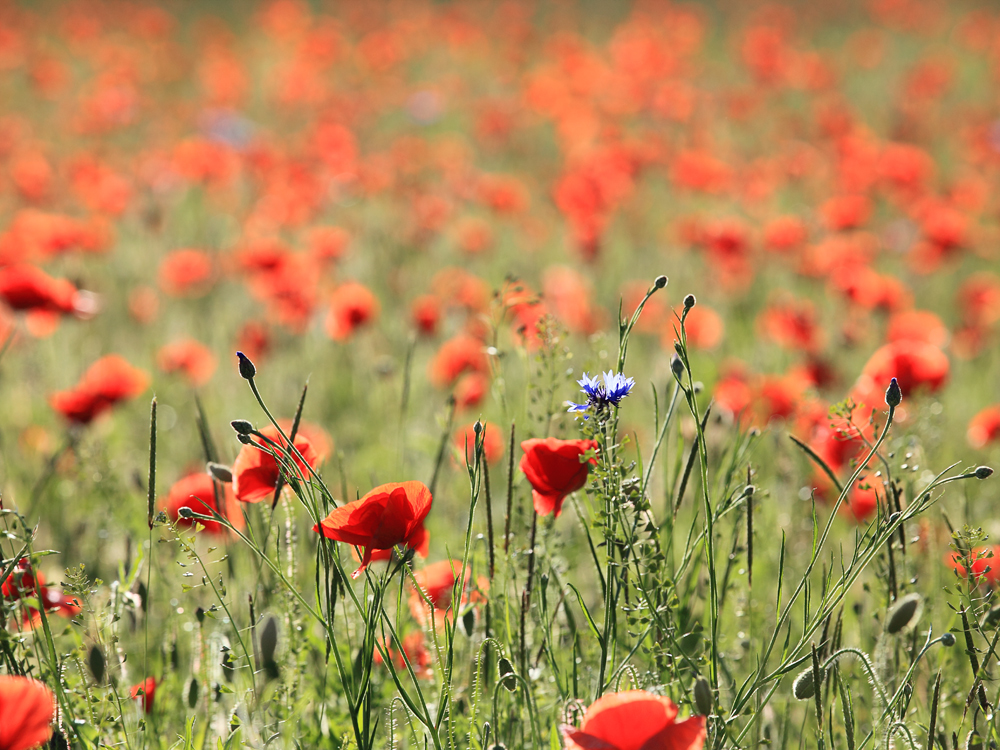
[236, 351, 256, 380]
[885, 377, 902, 408]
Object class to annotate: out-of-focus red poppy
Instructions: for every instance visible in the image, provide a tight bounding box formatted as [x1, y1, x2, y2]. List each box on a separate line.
[454, 422, 504, 465]
[667, 304, 724, 350]
[886, 309, 949, 348]
[157, 339, 217, 387]
[231, 424, 319, 503]
[325, 282, 380, 341]
[127, 286, 159, 325]
[131, 677, 156, 714]
[429, 334, 488, 388]
[851, 340, 949, 411]
[763, 215, 808, 254]
[947, 545, 1000, 588]
[408, 558, 488, 628]
[313, 481, 433, 578]
[713, 370, 753, 423]
[2, 559, 81, 629]
[820, 194, 871, 231]
[305, 225, 349, 266]
[374, 630, 433, 680]
[410, 295, 441, 337]
[162, 472, 244, 536]
[968, 405, 1000, 449]
[758, 298, 823, 353]
[159, 249, 214, 297]
[0, 675, 55, 750]
[0, 264, 82, 315]
[542, 266, 601, 335]
[431, 268, 490, 313]
[958, 273, 1000, 329]
[236, 320, 271, 364]
[453, 371, 491, 411]
[520, 438, 598, 517]
[564, 690, 706, 750]
[49, 355, 150, 424]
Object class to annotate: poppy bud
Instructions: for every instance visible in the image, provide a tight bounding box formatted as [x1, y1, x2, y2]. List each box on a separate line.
[792, 666, 824, 700]
[259, 615, 278, 665]
[940, 632, 956, 647]
[207, 462, 233, 483]
[674, 341, 684, 357]
[474, 421, 483, 435]
[195, 607, 206, 624]
[237, 433, 253, 445]
[693, 676, 712, 716]
[885, 593, 922, 635]
[654, 275, 668, 289]
[187, 678, 199, 708]
[975, 466, 994, 480]
[221, 648, 235, 682]
[461, 607, 476, 636]
[684, 294, 696, 309]
[88, 645, 106, 683]
[671, 354, 685, 379]
[231, 420, 254, 435]
[885, 377, 902, 408]
[498, 658, 516, 691]
[236, 351, 256, 380]
[178, 507, 194, 519]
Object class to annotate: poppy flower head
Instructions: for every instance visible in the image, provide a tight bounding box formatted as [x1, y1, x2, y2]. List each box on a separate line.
[162, 472, 243, 536]
[0, 264, 82, 315]
[325, 282, 380, 341]
[157, 339, 217, 387]
[429, 334, 488, 388]
[408, 559, 488, 627]
[520, 437, 598, 517]
[49, 355, 150, 424]
[159, 249, 214, 297]
[313, 481, 433, 578]
[851, 340, 949, 412]
[564, 690, 706, 750]
[968, 405, 1000, 449]
[0, 675, 55, 750]
[947, 545, 1000, 588]
[231, 424, 319, 503]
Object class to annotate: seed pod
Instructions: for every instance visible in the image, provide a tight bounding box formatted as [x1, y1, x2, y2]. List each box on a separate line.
[498, 658, 516, 691]
[693, 676, 713, 716]
[885, 593, 922, 635]
[792, 665, 825, 700]
[88, 645, 106, 684]
[461, 607, 476, 637]
[207, 462, 233, 483]
[259, 615, 278, 665]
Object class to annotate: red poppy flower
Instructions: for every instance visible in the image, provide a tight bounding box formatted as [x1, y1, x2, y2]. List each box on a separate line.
[157, 339, 217, 387]
[851, 340, 949, 411]
[325, 282, 380, 341]
[374, 630, 433, 680]
[0, 675, 55, 750]
[408, 559, 488, 627]
[947, 545, 1000, 588]
[2, 559, 81, 629]
[49, 355, 150, 424]
[130, 677, 156, 714]
[520, 438, 598, 517]
[563, 690, 706, 750]
[411, 294, 441, 336]
[429, 334, 488, 388]
[158, 249, 214, 297]
[305, 225, 350, 265]
[0, 264, 81, 314]
[886, 310, 949, 348]
[313, 481, 433, 578]
[162, 472, 244, 536]
[231, 424, 319, 503]
[968, 405, 1000, 449]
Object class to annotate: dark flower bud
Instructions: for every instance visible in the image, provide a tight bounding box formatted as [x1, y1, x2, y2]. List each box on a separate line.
[187, 678, 199, 708]
[684, 294, 696, 309]
[693, 676, 713, 716]
[462, 607, 477, 636]
[221, 648, 235, 683]
[975, 466, 994, 480]
[671, 354, 685, 379]
[207, 462, 233, 483]
[674, 341, 684, 357]
[195, 607, 206, 624]
[940, 632, 956, 647]
[474, 421, 483, 435]
[885, 377, 902, 408]
[498, 657, 516, 691]
[259, 615, 278, 665]
[231, 419, 254, 435]
[178, 506, 194, 519]
[792, 666, 824, 700]
[885, 593, 922, 635]
[236, 351, 256, 380]
[88, 645, 106, 684]
[237, 433, 253, 445]
[654, 275, 668, 289]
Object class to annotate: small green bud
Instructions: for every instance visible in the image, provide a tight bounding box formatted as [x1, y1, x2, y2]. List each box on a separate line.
[885, 377, 902, 408]
[671, 354, 685, 379]
[195, 606, 206, 624]
[231, 419, 254, 435]
[693, 676, 713, 716]
[975, 466, 994, 480]
[178, 507, 194, 519]
[474, 420, 483, 435]
[236, 351, 256, 380]
[885, 593, 922, 635]
[792, 666, 824, 700]
[259, 615, 278, 665]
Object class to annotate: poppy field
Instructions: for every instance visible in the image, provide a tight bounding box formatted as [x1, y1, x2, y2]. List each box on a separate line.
[3, 0, 1000, 747]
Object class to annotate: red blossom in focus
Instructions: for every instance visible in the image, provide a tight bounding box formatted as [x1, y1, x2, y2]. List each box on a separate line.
[520, 437, 598, 517]
[564, 690, 706, 750]
[231, 424, 319, 503]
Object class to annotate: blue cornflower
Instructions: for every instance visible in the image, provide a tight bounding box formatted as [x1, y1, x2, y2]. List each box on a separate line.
[567, 370, 636, 417]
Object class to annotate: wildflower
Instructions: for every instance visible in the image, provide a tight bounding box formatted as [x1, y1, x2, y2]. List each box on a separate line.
[0, 264, 82, 315]
[158, 249, 214, 297]
[131, 677, 157, 714]
[49, 355, 150, 425]
[563, 690, 706, 750]
[567, 371, 635, 417]
[520, 438, 598, 517]
[2, 559, 80, 630]
[162, 473, 243, 537]
[157, 339, 217, 387]
[0, 675, 55, 750]
[374, 631, 433, 680]
[313, 481, 433, 578]
[231, 424, 319, 503]
[325, 282, 380, 341]
[408, 559, 488, 628]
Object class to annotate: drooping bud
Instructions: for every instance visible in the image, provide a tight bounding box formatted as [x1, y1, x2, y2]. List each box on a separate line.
[792, 665, 825, 700]
[654, 275, 668, 289]
[178, 507, 194, 519]
[885, 377, 902, 408]
[975, 466, 994, 480]
[885, 593, 922, 635]
[684, 294, 696, 309]
[207, 462, 233, 483]
[981, 604, 1000, 630]
[231, 419, 254, 435]
[236, 351, 256, 380]
[671, 354, 685, 379]
[940, 632, 956, 647]
[693, 676, 713, 716]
